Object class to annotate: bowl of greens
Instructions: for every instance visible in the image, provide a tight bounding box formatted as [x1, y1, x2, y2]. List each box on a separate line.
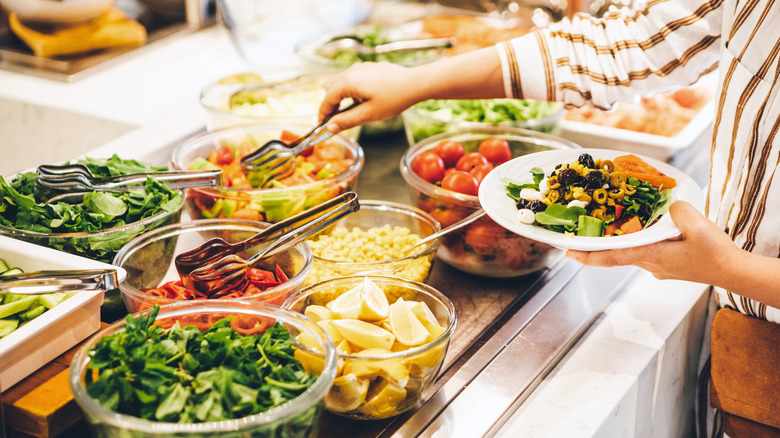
[70, 301, 338, 438]
[402, 98, 565, 145]
[0, 156, 184, 315]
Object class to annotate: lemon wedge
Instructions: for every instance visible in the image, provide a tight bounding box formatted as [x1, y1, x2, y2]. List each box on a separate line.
[410, 301, 447, 339]
[294, 348, 325, 375]
[295, 332, 323, 352]
[327, 284, 363, 319]
[336, 338, 353, 354]
[304, 305, 334, 323]
[316, 320, 344, 344]
[357, 277, 389, 321]
[331, 319, 395, 351]
[326, 374, 369, 413]
[388, 298, 429, 347]
[358, 378, 407, 418]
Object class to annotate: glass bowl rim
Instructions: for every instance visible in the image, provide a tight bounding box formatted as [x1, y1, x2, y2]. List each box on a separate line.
[113, 218, 313, 305]
[170, 124, 365, 195]
[69, 299, 338, 433]
[282, 275, 457, 361]
[0, 190, 186, 239]
[400, 126, 581, 207]
[309, 199, 442, 265]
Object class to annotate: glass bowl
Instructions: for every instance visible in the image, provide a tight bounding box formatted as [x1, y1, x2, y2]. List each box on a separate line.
[283, 275, 456, 420]
[401, 126, 579, 277]
[304, 200, 440, 286]
[70, 300, 338, 438]
[113, 219, 312, 313]
[170, 123, 364, 223]
[199, 71, 359, 138]
[402, 99, 566, 145]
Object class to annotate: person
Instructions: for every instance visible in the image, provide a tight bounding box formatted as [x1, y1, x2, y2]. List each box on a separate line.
[318, 0, 780, 436]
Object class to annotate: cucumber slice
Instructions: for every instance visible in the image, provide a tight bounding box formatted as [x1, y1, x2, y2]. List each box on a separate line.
[0, 258, 9, 274]
[39, 292, 68, 309]
[18, 304, 46, 322]
[2, 293, 29, 305]
[1, 268, 24, 277]
[0, 296, 38, 319]
[0, 319, 19, 337]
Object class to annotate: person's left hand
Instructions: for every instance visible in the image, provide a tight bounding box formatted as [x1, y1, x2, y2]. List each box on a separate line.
[566, 201, 742, 285]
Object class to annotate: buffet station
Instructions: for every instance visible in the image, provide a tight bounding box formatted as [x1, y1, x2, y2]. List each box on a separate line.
[0, 1, 714, 437]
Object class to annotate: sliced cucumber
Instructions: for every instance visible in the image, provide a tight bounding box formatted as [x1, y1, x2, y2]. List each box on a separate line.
[39, 292, 68, 310]
[0, 319, 18, 338]
[0, 258, 9, 274]
[1, 268, 24, 277]
[0, 296, 38, 319]
[18, 304, 46, 322]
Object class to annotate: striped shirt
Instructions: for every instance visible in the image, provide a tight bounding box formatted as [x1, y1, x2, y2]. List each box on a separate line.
[498, 0, 780, 322]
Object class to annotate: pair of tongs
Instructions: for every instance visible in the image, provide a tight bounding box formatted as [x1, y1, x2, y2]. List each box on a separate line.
[0, 269, 120, 295]
[175, 192, 359, 296]
[240, 100, 360, 188]
[35, 164, 223, 203]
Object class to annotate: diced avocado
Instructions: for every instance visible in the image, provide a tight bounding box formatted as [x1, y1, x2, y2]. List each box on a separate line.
[577, 215, 605, 237]
[0, 296, 38, 319]
[1, 268, 23, 277]
[0, 258, 9, 273]
[188, 157, 211, 170]
[0, 319, 19, 338]
[256, 190, 305, 222]
[200, 199, 224, 218]
[18, 304, 46, 322]
[316, 168, 335, 180]
[39, 292, 69, 310]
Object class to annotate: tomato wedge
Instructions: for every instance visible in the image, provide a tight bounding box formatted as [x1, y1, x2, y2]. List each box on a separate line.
[613, 154, 677, 188]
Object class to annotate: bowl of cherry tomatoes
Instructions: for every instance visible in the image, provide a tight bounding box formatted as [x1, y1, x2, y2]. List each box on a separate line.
[400, 126, 578, 277]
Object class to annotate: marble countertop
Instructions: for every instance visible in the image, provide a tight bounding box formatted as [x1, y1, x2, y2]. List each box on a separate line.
[0, 22, 712, 437]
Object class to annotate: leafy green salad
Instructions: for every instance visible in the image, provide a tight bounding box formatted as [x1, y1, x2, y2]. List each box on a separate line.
[0, 155, 182, 263]
[320, 25, 441, 68]
[407, 99, 562, 142]
[85, 306, 319, 426]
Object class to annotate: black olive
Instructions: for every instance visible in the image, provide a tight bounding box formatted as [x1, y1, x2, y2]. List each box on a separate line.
[549, 163, 563, 177]
[516, 198, 530, 210]
[578, 153, 595, 169]
[639, 203, 652, 218]
[605, 204, 615, 215]
[584, 170, 605, 189]
[557, 168, 582, 186]
[528, 200, 546, 213]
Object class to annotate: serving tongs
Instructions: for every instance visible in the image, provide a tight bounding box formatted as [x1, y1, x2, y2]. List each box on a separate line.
[176, 192, 359, 296]
[0, 269, 119, 295]
[317, 36, 456, 59]
[240, 101, 360, 188]
[34, 168, 223, 203]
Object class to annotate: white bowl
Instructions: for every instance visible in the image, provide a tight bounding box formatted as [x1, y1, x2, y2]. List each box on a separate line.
[0, 235, 126, 390]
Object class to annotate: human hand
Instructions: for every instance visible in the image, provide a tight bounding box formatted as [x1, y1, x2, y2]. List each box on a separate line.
[566, 201, 742, 285]
[318, 62, 422, 133]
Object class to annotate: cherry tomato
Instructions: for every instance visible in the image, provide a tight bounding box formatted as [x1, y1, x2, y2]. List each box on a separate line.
[441, 170, 479, 196]
[412, 151, 446, 183]
[444, 167, 459, 177]
[216, 146, 234, 165]
[469, 163, 493, 184]
[432, 140, 465, 168]
[478, 138, 512, 164]
[280, 130, 302, 144]
[464, 221, 503, 255]
[455, 152, 490, 172]
[432, 207, 469, 228]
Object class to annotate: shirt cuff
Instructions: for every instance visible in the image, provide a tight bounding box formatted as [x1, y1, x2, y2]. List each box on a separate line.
[496, 30, 555, 102]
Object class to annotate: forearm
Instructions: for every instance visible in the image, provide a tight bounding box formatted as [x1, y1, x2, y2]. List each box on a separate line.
[715, 250, 780, 310]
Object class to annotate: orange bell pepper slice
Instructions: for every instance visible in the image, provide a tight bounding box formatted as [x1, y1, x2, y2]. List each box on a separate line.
[613, 154, 677, 188]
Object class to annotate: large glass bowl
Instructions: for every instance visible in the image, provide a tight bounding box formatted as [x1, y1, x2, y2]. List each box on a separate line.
[113, 219, 312, 313]
[402, 99, 566, 145]
[199, 71, 359, 138]
[170, 124, 364, 223]
[401, 126, 578, 277]
[70, 300, 338, 438]
[283, 275, 456, 420]
[304, 200, 440, 286]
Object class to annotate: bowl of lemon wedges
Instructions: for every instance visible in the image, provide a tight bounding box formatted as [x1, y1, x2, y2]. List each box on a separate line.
[283, 276, 456, 420]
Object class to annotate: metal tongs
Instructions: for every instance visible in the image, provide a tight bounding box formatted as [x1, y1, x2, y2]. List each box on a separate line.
[34, 165, 223, 203]
[176, 192, 360, 296]
[240, 101, 360, 188]
[0, 269, 120, 295]
[317, 36, 456, 59]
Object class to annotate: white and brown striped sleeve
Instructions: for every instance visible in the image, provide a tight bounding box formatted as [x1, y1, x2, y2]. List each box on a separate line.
[497, 0, 723, 109]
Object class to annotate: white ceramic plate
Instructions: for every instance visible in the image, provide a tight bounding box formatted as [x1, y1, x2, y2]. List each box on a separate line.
[478, 148, 705, 251]
[0, 236, 126, 390]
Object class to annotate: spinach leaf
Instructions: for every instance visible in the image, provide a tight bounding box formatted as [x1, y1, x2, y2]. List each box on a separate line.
[535, 204, 587, 232]
[504, 167, 545, 202]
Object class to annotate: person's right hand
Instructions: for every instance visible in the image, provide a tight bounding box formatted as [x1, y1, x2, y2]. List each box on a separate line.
[319, 62, 421, 134]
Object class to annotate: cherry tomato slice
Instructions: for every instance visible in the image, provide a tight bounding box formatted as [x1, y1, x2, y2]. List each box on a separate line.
[216, 146, 234, 165]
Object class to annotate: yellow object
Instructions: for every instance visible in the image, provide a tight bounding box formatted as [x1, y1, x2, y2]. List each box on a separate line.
[358, 379, 407, 418]
[303, 305, 333, 323]
[330, 319, 395, 351]
[9, 9, 146, 58]
[388, 298, 430, 347]
[326, 374, 369, 413]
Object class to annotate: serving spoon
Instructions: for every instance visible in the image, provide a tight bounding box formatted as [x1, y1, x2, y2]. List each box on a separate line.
[402, 209, 487, 256]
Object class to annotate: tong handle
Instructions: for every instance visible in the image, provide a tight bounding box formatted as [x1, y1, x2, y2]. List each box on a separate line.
[247, 192, 360, 264]
[0, 269, 120, 294]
